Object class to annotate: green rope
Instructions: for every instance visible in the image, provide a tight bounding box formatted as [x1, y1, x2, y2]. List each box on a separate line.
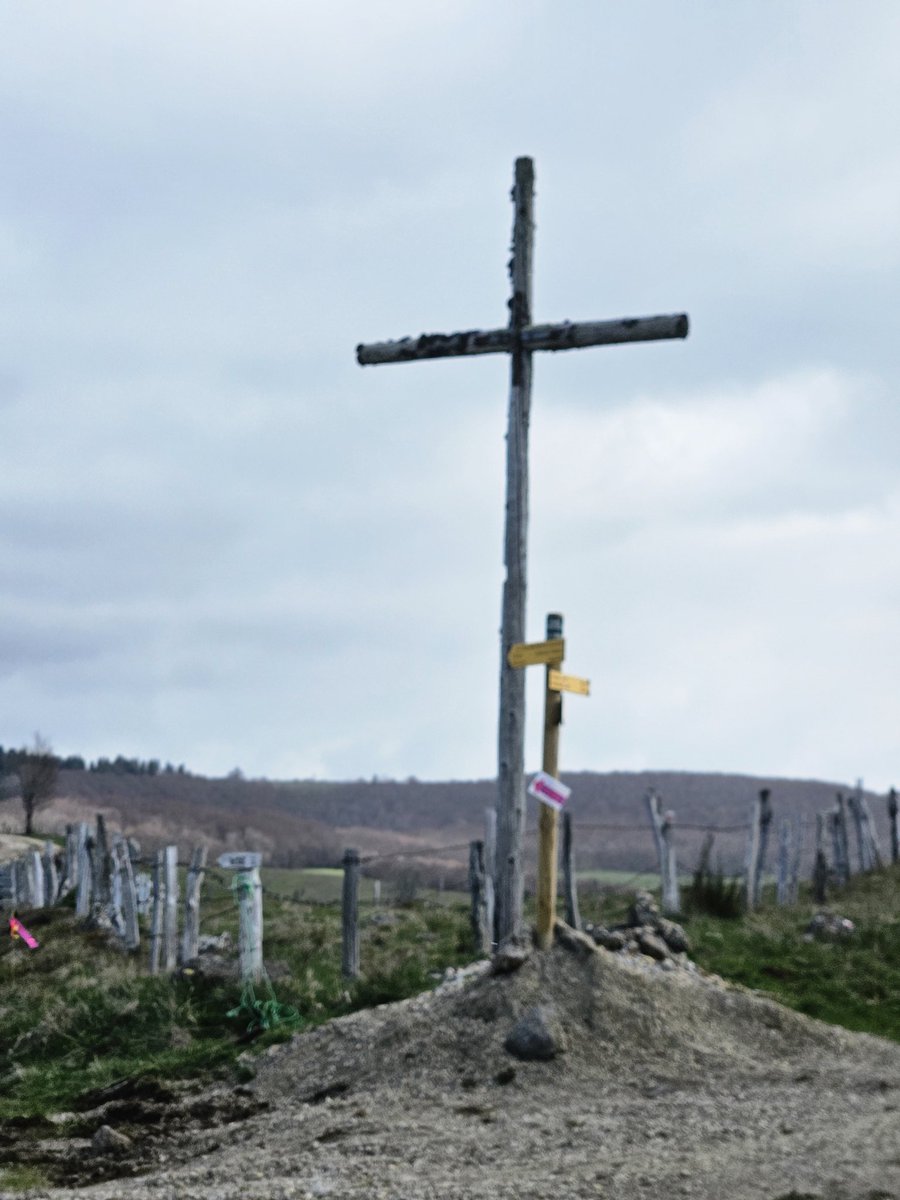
[227, 976, 302, 1034]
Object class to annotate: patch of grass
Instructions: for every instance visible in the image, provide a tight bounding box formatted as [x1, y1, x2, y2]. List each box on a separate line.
[686, 864, 900, 1042]
[0, 1165, 51, 1192]
[0, 889, 475, 1121]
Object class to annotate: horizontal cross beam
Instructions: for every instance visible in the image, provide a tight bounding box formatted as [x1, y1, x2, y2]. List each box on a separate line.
[356, 312, 688, 366]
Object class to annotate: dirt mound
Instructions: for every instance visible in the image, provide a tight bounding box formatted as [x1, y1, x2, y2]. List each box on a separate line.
[255, 937, 850, 1105]
[27, 932, 900, 1200]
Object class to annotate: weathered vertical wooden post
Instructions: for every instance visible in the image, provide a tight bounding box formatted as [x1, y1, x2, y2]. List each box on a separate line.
[113, 837, 140, 952]
[29, 849, 45, 908]
[847, 786, 870, 873]
[788, 816, 803, 906]
[813, 813, 829, 904]
[372, 878, 381, 906]
[536, 613, 564, 949]
[494, 156, 535, 946]
[753, 789, 773, 907]
[646, 790, 680, 915]
[484, 807, 497, 946]
[149, 849, 164, 974]
[776, 818, 790, 906]
[859, 794, 883, 870]
[661, 808, 680, 915]
[341, 848, 360, 980]
[831, 794, 851, 886]
[562, 810, 581, 930]
[61, 823, 78, 897]
[42, 841, 58, 904]
[468, 840, 490, 955]
[888, 788, 899, 865]
[163, 845, 178, 972]
[109, 844, 123, 933]
[745, 789, 772, 910]
[181, 845, 207, 964]
[75, 822, 92, 917]
[236, 867, 263, 983]
[92, 814, 110, 916]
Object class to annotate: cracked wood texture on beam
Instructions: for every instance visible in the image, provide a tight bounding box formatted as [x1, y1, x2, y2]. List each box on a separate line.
[356, 313, 688, 365]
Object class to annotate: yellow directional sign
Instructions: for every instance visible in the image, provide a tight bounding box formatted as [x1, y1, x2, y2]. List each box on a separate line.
[507, 638, 565, 668]
[548, 669, 590, 696]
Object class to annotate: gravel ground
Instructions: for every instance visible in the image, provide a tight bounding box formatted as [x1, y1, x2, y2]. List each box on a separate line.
[9, 935, 900, 1200]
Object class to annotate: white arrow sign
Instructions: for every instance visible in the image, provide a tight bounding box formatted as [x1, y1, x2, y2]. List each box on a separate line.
[527, 771, 571, 811]
[217, 851, 262, 871]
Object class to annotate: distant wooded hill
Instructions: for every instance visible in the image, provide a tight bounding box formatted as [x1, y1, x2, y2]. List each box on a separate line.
[40, 768, 894, 881]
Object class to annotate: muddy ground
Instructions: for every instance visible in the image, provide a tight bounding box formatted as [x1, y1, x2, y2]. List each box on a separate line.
[5, 930, 900, 1200]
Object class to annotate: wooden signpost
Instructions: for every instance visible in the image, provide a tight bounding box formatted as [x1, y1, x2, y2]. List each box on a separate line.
[357, 157, 688, 942]
[510, 612, 589, 949]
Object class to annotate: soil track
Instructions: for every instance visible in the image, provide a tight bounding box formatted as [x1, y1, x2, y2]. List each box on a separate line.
[14, 934, 900, 1200]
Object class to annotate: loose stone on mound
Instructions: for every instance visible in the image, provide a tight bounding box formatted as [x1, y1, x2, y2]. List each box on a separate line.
[492, 938, 531, 974]
[504, 1005, 566, 1060]
[553, 920, 597, 957]
[91, 1125, 133, 1155]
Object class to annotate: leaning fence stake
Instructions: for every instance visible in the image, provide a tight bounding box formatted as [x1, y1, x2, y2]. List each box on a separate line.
[113, 836, 140, 951]
[889, 788, 899, 866]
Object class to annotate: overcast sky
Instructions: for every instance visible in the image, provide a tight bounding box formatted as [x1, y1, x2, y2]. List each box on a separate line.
[2, 2, 899, 790]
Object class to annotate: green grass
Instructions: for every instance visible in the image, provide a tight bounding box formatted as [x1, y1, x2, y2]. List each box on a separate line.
[3, 862, 900, 1125]
[685, 865, 900, 1042]
[0, 1165, 51, 1192]
[0, 885, 474, 1122]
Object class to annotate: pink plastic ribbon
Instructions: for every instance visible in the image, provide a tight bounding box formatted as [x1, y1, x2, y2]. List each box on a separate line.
[9, 916, 39, 949]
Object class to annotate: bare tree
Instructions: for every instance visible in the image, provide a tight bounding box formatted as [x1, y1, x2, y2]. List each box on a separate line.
[17, 733, 58, 837]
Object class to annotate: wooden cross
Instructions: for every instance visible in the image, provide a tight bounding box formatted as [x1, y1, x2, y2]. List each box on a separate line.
[356, 157, 689, 943]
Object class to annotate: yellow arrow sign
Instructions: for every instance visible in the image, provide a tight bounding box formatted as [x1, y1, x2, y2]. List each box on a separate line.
[548, 669, 590, 696]
[507, 638, 565, 668]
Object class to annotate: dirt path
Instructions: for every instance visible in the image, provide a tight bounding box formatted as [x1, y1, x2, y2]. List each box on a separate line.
[12, 937, 900, 1200]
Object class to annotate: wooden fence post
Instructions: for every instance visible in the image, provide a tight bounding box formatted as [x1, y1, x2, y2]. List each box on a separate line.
[149, 849, 164, 974]
[59, 824, 77, 897]
[75, 823, 92, 916]
[468, 840, 490, 955]
[180, 846, 207, 964]
[645, 790, 680, 914]
[847, 786, 872, 873]
[91, 814, 110, 916]
[28, 849, 45, 908]
[747, 788, 772, 908]
[788, 815, 803, 906]
[163, 845, 179, 972]
[484, 807, 497, 948]
[831, 795, 851, 887]
[776, 818, 791, 906]
[813, 813, 828, 904]
[889, 788, 899, 865]
[562, 810, 581, 930]
[113, 837, 140, 951]
[42, 841, 59, 904]
[859, 795, 883, 870]
[236, 867, 263, 983]
[341, 849, 360, 980]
